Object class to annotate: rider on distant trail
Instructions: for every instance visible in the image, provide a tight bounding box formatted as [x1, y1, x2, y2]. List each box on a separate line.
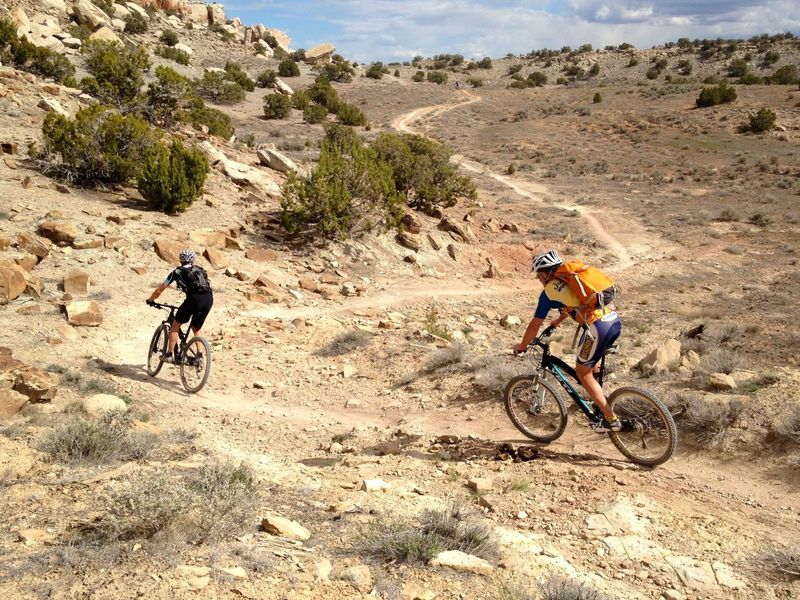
[515, 249, 622, 432]
[146, 249, 213, 364]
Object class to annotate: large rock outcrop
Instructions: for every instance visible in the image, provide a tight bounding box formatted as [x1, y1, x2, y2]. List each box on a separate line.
[305, 43, 335, 65]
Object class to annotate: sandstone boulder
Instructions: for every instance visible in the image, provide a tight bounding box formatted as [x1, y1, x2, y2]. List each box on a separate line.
[246, 248, 278, 263]
[17, 232, 52, 261]
[439, 216, 477, 244]
[207, 3, 226, 24]
[203, 248, 228, 270]
[72, 0, 111, 28]
[0, 263, 27, 303]
[39, 221, 79, 244]
[635, 339, 681, 375]
[257, 146, 298, 173]
[274, 77, 293, 96]
[261, 515, 311, 541]
[153, 239, 184, 264]
[401, 213, 422, 234]
[0, 388, 28, 420]
[396, 232, 421, 252]
[430, 550, 493, 575]
[265, 28, 291, 51]
[63, 269, 90, 296]
[14, 367, 58, 402]
[41, 0, 68, 13]
[338, 565, 372, 593]
[125, 3, 148, 18]
[89, 26, 122, 44]
[81, 393, 127, 417]
[189, 230, 226, 249]
[66, 300, 103, 326]
[306, 43, 335, 65]
[708, 372, 736, 391]
[174, 43, 193, 56]
[185, 3, 208, 25]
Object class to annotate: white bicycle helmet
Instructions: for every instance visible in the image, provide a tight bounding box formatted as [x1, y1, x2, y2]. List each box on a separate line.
[531, 249, 563, 274]
[179, 249, 196, 265]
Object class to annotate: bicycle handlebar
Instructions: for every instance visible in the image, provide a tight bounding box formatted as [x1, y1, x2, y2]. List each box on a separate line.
[148, 301, 179, 310]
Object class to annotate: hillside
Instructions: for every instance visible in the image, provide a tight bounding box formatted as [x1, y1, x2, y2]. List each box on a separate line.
[1, 2, 799, 600]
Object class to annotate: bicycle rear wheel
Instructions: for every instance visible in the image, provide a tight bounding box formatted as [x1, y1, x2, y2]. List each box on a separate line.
[607, 386, 677, 467]
[179, 336, 211, 393]
[146, 324, 169, 377]
[504, 375, 568, 443]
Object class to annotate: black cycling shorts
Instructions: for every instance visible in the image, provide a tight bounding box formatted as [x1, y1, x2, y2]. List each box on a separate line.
[175, 292, 213, 329]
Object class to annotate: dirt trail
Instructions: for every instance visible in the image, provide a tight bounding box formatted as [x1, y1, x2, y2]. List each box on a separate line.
[393, 90, 634, 270]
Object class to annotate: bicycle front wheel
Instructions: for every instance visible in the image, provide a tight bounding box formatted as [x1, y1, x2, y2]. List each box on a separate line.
[504, 375, 568, 443]
[146, 324, 169, 377]
[180, 336, 211, 393]
[607, 386, 677, 467]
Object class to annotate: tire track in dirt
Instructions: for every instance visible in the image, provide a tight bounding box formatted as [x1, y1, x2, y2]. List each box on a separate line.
[392, 91, 634, 271]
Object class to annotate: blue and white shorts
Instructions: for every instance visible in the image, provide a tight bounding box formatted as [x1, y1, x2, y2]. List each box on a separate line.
[576, 312, 621, 368]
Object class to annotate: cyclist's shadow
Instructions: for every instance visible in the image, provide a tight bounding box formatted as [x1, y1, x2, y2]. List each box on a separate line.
[90, 359, 189, 395]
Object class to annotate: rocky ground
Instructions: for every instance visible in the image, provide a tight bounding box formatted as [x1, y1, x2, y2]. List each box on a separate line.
[1, 1, 800, 600]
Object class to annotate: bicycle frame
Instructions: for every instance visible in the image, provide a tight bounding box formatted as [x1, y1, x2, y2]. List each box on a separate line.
[530, 339, 607, 421]
[153, 304, 190, 347]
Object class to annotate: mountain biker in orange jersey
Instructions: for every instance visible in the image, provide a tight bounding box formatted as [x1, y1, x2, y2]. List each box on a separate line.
[146, 249, 213, 364]
[514, 249, 622, 432]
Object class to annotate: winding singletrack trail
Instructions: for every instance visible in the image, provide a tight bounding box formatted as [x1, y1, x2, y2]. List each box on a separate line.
[392, 90, 633, 271]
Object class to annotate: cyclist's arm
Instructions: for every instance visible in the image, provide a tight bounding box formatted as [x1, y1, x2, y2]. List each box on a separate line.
[550, 311, 570, 329]
[148, 271, 176, 302]
[516, 317, 544, 352]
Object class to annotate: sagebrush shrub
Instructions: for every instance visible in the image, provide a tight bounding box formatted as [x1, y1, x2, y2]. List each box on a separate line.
[528, 71, 547, 87]
[256, 69, 277, 88]
[303, 103, 327, 123]
[138, 139, 208, 214]
[307, 76, 340, 111]
[161, 29, 179, 47]
[155, 45, 190, 65]
[748, 107, 777, 132]
[224, 61, 255, 91]
[336, 102, 367, 126]
[183, 95, 235, 138]
[123, 11, 147, 34]
[0, 18, 75, 83]
[427, 71, 448, 84]
[412, 70, 425, 82]
[365, 62, 385, 79]
[145, 65, 191, 128]
[292, 90, 310, 110]
[194, 70, 246, 104]
[768, 64, 798, 84]
[263, 93, 292, 119]
[320, 61, 353, 82]
[317, 330, 373, 356]
[696, 82, 737, 107]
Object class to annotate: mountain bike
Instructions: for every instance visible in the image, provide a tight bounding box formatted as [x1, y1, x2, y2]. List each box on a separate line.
[146, 302, 211, 393]
[504, 334, 677, 467]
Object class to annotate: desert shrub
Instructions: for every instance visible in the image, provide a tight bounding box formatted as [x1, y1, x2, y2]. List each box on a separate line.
[280, 125, 402, 239]
[678, 397, 744, 447]
[278, 58, 300, 77]
[67, 23, 93, 40]
[317, 330, 373, 356]
[475, 57, 492, 69]
[224, 61, 255, 91]
[290, 48, 306, 62]
[138, 139, 208, 214]
[82, 39, 150, 107]
[424, 342, 467, 373]
[336, 102, 367, 126]
[38, 412, 160, 464]
[263, 93, 292, 119]
[748, 212, 771, 227]
[145, 65, 191, 128]
[0, 18, 75, 83]
[183, 96, 235, 138]
[627, 57, 639, 67]
[303, 103, 328, 123]
[306, 76, 341, 111]
[426, 71, 448, 84]
[466, 77, 483, 88]
[593, 92, 602, 103]
[161, 29, 179, 47]
[768, 64, 798, 84]
[472, 356, 528, 392]
[92, 0, 114, 16]
[187, 462, 259, 542]
[194, 70, 246, 104]
[291, 89, 310, 110]
[155, 45, 190, 65]
[699, 348, 742, 374]
[739, 73, 764, 85]
[696, 82, 737, 107]
[507, 64, 523, 75]
[528, 71, 547, 87]
[760, 545, 800, 577]
[40, 106, 158, 185]
[357, 505, 495, 564]
[748, 107, 777, 132]
[677, 59, 693, 75]
[320, 61, 354, 82]
[588, 63, 600, 76]
[412, 70, 425, 83]
[372, 133, 476, 213]
[365, 62, 385, 79]
[645, 66, 661, 80]
[423, 304, 450, 340]
[762, 50, 780, 65]
[256, 69, 277, 88]
[727, 57, 749, 77]
[394, 68, 400, 77]
[538, 575, 610, 600]
[123, 11, 148, 34]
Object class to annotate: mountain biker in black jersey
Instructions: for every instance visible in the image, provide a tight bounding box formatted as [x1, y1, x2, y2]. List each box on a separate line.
[146, 249, 213, 364]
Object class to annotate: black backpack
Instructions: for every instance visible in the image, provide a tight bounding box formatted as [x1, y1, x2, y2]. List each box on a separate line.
[180, 266, 212, 294]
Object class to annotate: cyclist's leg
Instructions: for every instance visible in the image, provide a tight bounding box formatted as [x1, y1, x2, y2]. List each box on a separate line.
[575, 315, 621, 420]
[169, 299, 193, 355]
[188, 292, 213, 353]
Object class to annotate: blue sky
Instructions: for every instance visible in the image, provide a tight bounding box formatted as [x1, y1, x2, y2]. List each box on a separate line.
[222, 1, 800, 62]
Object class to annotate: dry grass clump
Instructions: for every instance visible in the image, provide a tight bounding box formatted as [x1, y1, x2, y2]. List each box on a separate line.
[38, 412, 160, 464]
[357, 505, 495, 564]
[87, 461, 258, 544]
[538, 575, 611, 600]
[775, 404, 800, 444]
[424, 342, 467, 373]
[698, 348, 743, 375]
[672, 396, 744, 447]
[473, 356, 528, 393]
[760, 544, 800, 577]
[317, 330, 373, 357]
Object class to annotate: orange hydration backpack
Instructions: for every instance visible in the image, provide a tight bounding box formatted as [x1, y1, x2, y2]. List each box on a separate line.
[554, 260, 615, 324]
